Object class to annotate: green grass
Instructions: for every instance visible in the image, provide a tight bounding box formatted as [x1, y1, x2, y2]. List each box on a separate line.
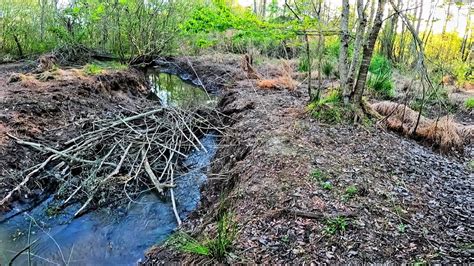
[309, 169, 333, 190]
[324, 216, 348, 235]
[307, 88, 348, 124]
[322, 61, 334, 78]
[465, 97, 474, 110]
[167, 212, 237, 260]
[367, 73, 395, 99]
[83, 61, 128, 75]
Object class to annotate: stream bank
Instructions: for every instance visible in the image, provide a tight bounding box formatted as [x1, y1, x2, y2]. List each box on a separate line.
[146, 54, 473, 264]
[0, 61, 220, 264]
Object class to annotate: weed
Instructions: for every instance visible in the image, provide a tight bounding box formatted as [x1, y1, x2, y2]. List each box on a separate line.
[369, 54, 392, 76]
[167, 212, 237, 260]
[343, 185, 358, 200]
[321, 181, 333, 190]
[322, 61, 334, 78]
[167, 232, 210, 256]
[465, 97, 474, 110]
[324, 216, 348, 235]
[398, 223, 406, 233]
[83, 61, 128, 75]
[367, 73, 395, 99]
[206, 212, 237, 259]
[307, 88, 348, 124]
[310, 169, 328, 182]
[298, 56, 310, 72]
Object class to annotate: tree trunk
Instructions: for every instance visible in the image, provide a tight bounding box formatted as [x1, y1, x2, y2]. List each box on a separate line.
[442, 0, 452, 36]
[415, 0, 423, 36]
[347, 0, 367, 91]
[13, 34, 24, 58]
[353, 0, 386, 104]
[340, 0, 351, 103]
[460, 10, 471, 61]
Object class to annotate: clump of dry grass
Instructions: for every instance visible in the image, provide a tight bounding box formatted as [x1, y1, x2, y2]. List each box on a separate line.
[256, 60, 297, 91]
[372, 101, 473, 152]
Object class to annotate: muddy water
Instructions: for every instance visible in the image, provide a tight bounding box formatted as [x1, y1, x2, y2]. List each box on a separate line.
[148, 71, 217, 107]
[0, 74, 218, 265]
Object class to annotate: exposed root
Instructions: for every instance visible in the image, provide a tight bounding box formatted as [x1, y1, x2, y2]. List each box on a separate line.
[372, 101, 473, 152]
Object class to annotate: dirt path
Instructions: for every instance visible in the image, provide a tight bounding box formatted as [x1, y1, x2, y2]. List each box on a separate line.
[147, 55, 473, 264]
[0, 62, 150, 210]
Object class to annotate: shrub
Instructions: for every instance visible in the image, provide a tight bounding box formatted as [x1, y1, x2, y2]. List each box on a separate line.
[307, 88, 347, 124]
[465, 98, 474, 110]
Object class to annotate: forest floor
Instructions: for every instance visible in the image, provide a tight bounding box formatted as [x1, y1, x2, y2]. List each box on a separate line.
[0, 54, 472, 264]
[147, 54, 473, 264]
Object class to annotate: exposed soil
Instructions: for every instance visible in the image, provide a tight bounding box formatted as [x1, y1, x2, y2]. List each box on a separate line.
[0, 62, 151, 210]
[146, 54, 473, 264]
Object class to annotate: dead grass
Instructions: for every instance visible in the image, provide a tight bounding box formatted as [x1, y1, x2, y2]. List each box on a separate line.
[256, 60, 297, 91]
[372, 101, 473, 151]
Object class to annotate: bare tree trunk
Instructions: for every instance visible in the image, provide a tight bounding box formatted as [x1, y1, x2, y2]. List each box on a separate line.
[415, 0, 423, 36]
[353, 0, 387, 104]
[13, 34, 24, 58]
[347, 0, 367, 91]
[262, 0, 267, 18]
[340, 0, 351, 103]
[461, 10, 471, 61]
[254, 0, 257, 14]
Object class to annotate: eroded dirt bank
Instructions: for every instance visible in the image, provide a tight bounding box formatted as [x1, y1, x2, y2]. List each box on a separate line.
[0, 62, 151, 210]
[147, 54, 473, 264]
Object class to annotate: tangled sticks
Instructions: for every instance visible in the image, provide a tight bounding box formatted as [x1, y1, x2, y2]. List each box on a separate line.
[3, 107, 224, 224]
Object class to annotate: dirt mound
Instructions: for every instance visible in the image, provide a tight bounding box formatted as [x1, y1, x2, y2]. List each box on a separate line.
[0, 62, 151, 207]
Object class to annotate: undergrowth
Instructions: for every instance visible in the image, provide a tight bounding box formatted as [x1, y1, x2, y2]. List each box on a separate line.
[307, 88, 351, 124]
[367, 54, 394, 99]
[324, 216, 348, 235]
[83, 61, 128, 75]
[465, 97, 474, 110]
[167, 212, 237, 260]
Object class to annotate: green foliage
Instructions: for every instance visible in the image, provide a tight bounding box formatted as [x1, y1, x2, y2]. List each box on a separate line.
[369, 54, 392, 76]
[344, 185, 358, 200]
[307, 89, 347, 124]
[167, 212, 237, 260]
[465, 98, 474, 110]
[207, 212, 237, 259]
[83, 64, 104, 75]
[322, 61, 334, 78]
[398, 223, 406, 233]
[298, 56, 310, 72]
[167, 232, 210, 256]
[324, 37, 340, 59]
[321, 181, 333, 190]
[367, 73, 395, 98]
[83, 61, 127, 75]
[325, 217, 348, 235]
[309, 169, 333, 190]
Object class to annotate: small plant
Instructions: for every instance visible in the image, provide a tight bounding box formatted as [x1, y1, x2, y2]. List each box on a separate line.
[206, 212, 237, 259]
[310, 169, 328, 182]
[322, 61, 334, 78]
[367, 73, 395, 99]
[307, 88, 348, 124]
[465, 97, 474, 110]
[324, 216, 348, 235]
[298, 56, 310, 72]
[167, 232, 210, 256]
[321, 181, 333, 190]
[398, 223, 406, 233]
[167, 212, 237, 260]
[343, 185, 358, 200]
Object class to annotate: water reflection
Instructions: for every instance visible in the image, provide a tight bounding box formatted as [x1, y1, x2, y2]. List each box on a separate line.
[149, 72, 217, 108]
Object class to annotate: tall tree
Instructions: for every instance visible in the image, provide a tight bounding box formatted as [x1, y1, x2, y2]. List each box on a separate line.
[339, 0, 351, 102]
[353, 0, 386, 103]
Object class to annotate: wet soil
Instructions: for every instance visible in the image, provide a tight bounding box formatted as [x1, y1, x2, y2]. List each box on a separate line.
[146, 54, 473, 264]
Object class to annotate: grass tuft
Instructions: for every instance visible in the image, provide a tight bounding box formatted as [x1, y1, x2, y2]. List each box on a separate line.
[465, 97, 474, 110]
[324, 216, 348, 235]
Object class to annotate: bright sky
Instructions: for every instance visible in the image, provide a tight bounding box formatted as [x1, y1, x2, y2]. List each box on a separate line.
[237, 0, 472, 35]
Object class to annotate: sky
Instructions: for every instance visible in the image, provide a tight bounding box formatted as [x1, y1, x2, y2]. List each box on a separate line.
[237, 0, 472, 35]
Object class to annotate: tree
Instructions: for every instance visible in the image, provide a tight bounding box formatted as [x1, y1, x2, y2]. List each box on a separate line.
[339, 0, 350, 103]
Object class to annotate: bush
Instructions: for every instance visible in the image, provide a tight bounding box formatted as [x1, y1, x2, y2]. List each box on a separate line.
[307, 88, 346, 124]
[465, 98, 474, 110]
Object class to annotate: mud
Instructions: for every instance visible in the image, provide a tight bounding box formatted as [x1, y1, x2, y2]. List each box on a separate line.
[146, 55, 473, 264]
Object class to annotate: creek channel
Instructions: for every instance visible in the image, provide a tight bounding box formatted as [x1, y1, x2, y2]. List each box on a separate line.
[0, 69, 218, 265]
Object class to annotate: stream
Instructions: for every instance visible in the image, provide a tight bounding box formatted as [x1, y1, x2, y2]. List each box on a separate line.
[0, 71, 218, 265]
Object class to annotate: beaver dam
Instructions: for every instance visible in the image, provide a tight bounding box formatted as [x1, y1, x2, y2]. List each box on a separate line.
[0, 67, 220, 265]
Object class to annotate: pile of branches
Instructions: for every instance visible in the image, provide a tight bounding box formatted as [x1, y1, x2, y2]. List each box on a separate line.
[3, 107, 224, 223]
